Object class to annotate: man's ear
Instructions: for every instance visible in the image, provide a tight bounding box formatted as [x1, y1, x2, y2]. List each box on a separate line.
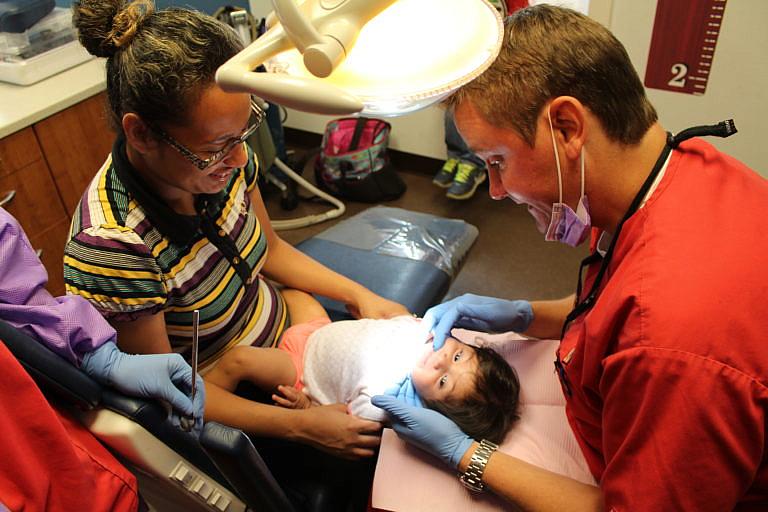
[548, 96, 586, 160]
[122, 113, 159, 154]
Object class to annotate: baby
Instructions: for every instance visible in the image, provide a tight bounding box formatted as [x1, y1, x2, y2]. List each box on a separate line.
[206, 315, 520, 443]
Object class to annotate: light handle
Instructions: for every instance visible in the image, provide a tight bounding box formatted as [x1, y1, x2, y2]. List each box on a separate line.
[216, 65, 363, 114]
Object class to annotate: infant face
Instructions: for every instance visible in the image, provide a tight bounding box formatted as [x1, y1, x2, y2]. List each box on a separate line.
[410, 337, 478, 402]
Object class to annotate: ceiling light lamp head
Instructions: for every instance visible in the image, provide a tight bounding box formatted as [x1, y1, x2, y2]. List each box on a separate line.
[216, 0, 503, 116]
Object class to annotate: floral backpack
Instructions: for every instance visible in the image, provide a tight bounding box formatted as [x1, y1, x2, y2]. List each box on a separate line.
[314, 117, 406, 202]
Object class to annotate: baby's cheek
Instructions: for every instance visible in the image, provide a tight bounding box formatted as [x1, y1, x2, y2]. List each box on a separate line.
[414, 342, 433, 368]
[409, 370, 433, 400]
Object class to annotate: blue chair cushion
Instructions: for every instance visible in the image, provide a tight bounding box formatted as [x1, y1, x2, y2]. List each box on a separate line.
[296, 206, 478, 320]
[297, 237, 450, 320]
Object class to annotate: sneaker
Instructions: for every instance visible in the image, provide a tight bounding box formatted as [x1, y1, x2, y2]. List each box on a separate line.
[446, 162, 486, 200]
[432, 158, 460, 188]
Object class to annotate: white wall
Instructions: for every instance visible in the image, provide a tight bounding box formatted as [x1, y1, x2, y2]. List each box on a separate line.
[247, 0, 270, 19]
[605, 0, 768, 176]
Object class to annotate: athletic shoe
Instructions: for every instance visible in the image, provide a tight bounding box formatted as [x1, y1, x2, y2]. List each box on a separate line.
[432, 158, 460, 188]
[446, 162, 486, 200]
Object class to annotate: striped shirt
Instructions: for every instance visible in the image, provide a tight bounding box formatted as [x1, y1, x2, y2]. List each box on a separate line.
[64, 137, 288, 369]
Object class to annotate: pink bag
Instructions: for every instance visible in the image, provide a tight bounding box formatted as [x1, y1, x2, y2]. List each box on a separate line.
[315, 117, 406, 202]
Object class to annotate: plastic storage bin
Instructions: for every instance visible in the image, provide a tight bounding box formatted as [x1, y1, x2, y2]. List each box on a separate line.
[0, 0, 55, 33]
[0, 7, 75, 59]
[0, 7, 92, 85]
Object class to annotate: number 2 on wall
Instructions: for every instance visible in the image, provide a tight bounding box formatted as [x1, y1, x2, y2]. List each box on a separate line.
[667, 63, 688, 88]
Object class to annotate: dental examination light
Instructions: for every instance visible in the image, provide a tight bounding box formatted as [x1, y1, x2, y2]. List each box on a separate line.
[216, 0, 504, 116]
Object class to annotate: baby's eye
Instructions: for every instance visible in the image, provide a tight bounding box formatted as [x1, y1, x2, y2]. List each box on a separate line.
[439, 375, 448, 388]
[453, 350, 463, 363]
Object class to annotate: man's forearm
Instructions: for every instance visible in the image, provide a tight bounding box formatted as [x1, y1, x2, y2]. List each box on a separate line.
[525, 295, 575, 339]
[459, 441, 603, 512]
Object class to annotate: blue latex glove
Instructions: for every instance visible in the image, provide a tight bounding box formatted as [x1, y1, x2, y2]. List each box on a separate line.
[372, 394, 473, 468]
[382, 375, 423, 408]
[423, 293, 534, 350]
[81, 341, 206, 435]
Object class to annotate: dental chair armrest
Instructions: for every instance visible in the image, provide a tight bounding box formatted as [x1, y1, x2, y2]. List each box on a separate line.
[0, 320, 259, 507]
[0, 319, 101, 409]
[99, 389, 232, 491]
[200, 422, 297, 512]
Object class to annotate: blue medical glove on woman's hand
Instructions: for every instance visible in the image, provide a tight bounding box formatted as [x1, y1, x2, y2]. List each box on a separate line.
[382, 375, 423, 408]
[423, 294, 534, 350]
[372, 395, 473, 468]
[82, 341, 206, 434]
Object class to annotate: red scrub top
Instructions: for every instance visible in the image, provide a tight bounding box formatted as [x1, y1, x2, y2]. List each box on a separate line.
[506, 0, 529, 13]
[0, 340, 140, 512]
[558, 138, 768, 511]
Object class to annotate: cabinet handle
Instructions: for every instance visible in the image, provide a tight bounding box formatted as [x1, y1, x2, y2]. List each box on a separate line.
[0, 190, 16, 207]
[36, 249, 43, 258]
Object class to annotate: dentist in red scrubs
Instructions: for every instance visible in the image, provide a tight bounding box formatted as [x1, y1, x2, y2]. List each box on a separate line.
[374, 5, 768, 511]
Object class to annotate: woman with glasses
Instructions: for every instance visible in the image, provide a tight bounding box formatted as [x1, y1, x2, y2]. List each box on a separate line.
[65, 0, 408, 459]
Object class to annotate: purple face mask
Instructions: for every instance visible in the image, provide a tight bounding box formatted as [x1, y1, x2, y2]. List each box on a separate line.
[545, 194, 591, 246]
[544, 109, 591, 247]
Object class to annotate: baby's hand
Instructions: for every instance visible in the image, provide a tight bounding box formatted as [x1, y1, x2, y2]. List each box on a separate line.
[273, 385, 312, 409]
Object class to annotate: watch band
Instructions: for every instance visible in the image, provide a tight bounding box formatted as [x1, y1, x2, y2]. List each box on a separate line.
[458, 439, 498, 493]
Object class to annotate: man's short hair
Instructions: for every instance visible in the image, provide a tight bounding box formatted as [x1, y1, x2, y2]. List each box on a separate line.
[447, 4, 657, 147]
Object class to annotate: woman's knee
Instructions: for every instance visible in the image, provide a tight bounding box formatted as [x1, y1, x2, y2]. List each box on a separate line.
[281, 288, 329, 325]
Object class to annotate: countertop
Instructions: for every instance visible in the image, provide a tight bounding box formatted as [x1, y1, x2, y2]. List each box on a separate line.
[0, 58, 106, 139]
[0, 56, 446, 160]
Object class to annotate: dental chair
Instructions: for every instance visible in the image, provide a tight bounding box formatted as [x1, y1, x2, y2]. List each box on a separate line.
[0, 319, 299, 512]
[1, 313, 354, 512]
[0, 208, 477, 511]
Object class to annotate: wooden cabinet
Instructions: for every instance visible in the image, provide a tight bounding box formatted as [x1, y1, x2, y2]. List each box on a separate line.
[0, 92, 114, 296]
[0, 127, 42, 176]
[34, 93, 114, 215]
[0, 157, 68, 235]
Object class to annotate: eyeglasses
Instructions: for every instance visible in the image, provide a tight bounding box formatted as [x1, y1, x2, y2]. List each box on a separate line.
[152, 99, 265, 171]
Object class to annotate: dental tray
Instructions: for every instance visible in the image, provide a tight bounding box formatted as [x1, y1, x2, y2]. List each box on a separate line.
[0, 39, 92, 85]
[0, 0, 55, 33]
[0, 7, 73, 59]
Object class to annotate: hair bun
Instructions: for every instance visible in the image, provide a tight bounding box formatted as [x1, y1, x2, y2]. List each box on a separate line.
[73, 0, 154, 58]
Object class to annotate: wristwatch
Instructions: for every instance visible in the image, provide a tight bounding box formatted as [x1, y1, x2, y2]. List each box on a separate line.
[458, 439, 498, 492]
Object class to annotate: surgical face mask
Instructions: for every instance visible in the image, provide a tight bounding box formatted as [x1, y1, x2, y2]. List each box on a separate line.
[544, 109, 591, 247]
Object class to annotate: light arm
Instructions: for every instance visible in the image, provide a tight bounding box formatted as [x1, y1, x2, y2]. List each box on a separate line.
[216, 64, 363, 114]
[216, 0, 396, 114]
[272, 0, 396, 78]
[215, 16, 362, 114]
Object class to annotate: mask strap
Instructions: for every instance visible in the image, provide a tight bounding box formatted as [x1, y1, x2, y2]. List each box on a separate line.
[547, 107, 563, 204]
[580, 146, 585, 198]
